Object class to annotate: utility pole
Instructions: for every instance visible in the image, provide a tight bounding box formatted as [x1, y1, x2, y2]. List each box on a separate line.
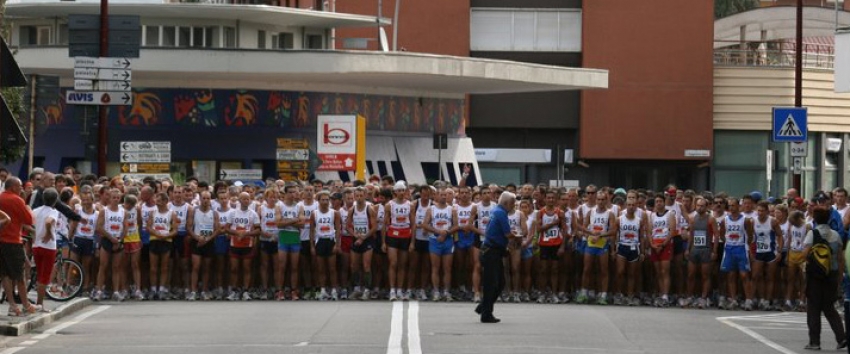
[97, 0, 109, 176]
[793, 0, 802, 193]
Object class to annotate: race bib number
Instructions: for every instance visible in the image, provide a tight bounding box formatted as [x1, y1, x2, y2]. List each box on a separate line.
[693, 230, 706, 247]
[756, 233, 770, 253]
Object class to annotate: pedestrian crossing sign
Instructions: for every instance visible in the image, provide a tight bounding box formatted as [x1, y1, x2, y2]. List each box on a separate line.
[772, 107, 807, 142]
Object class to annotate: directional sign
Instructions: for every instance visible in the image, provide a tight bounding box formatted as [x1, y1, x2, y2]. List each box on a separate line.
[121, 173, 170, 181]
[74, 80, 131, 92]
[277, 161, 309, 170]
[279, 170, 310, 182]
[74, 56, 132, 69]
[65, 90, 132, 105]
[277, 138, 309, 149]
[120, 152, 171, 163]
[120, 141, 171, 152]
[792, 157, 803, 175]
[790, 141, 808, 157]
[73, 68, 132, 81]
[121, 163, 170, 174]
[219, 169, 262, 181]
[276, 149, 309, 161]
[772, 107, 807, 142]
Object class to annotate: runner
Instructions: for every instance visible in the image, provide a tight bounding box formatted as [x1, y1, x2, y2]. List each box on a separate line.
[186, 191, 218, 301]
[94, 187, 128, 301]
[297, 185, 318, 299]
[277, 184, 303, 301]
[506, 194, 528, 303]
[227, 192, 260, 301]
[581, 188, 615, 305]
[383, 182, 414, 301]
[410, 185, 433, 301]
[348, 187, 375, 301]
[614, 197, 644, 306]
[718, 197, 756, 311]
[213, 191, 233, 300]
[371, 188, 391, 299]
[138, 186, 157, 299]
[69, 190, 98, 295]
[168, 185, 192, 299]
[422, 188, 457, 302]
[337, 189, 355, 300]
[751, 200, 784, 311]
[122, 194, 143, 300]
[684, 197, 717, 309]
[256, 188, 281, 300]
[649, 195, 676, 307]
[310, 191, 342, 301]
[538, 190, 566, 304]
[453, 186, 478, 302]
[784, 209, 809, 311]
[147, 192, 178, 300]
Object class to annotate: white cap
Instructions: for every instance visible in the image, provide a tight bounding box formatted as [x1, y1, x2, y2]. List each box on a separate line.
[234, 181, 244, 187]
[393, 181, 407, 191]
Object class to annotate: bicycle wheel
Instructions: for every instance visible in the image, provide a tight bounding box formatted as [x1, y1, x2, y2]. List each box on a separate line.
[46, 259, 84, 302]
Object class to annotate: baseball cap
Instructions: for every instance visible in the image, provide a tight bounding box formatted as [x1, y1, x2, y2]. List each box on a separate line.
[814, 190, 829, 202]
[234, 181, 244, 187]
[750, 191, 763, 202]
[665, 188, 677, 197]
[614, 188, 626, 196]
[393, 181, 407, 191]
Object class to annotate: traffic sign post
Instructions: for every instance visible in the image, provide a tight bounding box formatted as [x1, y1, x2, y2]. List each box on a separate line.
[772, 107, 807, 142]
[790, 141, 807, 157]
[220, 169, 262, 181]
[276, 138, 312, 182]
[120, 141, 170, 180]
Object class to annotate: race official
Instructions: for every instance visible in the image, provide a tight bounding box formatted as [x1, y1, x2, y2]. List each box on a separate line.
[475, 191, 516, 323]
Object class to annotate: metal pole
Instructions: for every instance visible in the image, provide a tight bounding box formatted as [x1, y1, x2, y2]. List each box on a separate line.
[377, 0, 382, 41]
[438, 145, 442, 183]
[27, 75, 36, 173]
[793, 0, 803, 193]
[97, 0, 108, 177]
[392, 0, 400, 51]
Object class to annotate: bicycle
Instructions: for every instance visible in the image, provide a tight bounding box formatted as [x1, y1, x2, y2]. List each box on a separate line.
[0, 244, 85, 304]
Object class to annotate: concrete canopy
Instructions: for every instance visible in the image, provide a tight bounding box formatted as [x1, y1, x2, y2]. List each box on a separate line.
[15, 48, 609, 98]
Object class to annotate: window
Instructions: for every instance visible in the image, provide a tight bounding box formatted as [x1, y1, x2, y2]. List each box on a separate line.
[36, 26, 51, 45]
[162, 26, 176, 47]
[223, 26, 236, 48]
[306, 34, 324, 49]
[257, 30, 266, 49]
[470, 9, 582, 52]
[58, 24, 68, 45]
[272, 32, 294, 49]
[178, 26, 191, 47]
[144, 25, 160, 46]
[192, 27, 205, 48]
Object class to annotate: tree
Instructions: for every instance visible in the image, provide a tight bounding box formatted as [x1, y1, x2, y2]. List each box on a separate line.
[715, 0, 759, 19]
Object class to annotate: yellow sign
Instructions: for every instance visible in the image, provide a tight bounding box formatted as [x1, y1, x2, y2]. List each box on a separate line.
[277, 161, 309, 170]
[120, 163, 169, 174]
[277, 138, 309, 149]
[279, 169, 310, 182]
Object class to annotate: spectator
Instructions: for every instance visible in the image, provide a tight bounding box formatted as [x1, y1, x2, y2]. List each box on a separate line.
[803, 207, 847, 351]
[0, 177, 37, 315]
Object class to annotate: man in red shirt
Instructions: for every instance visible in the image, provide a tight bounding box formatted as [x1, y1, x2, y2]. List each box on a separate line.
[0, 177, 36, 315]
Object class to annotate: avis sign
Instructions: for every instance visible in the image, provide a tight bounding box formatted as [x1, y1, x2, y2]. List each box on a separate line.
[317, 115, 361, 171]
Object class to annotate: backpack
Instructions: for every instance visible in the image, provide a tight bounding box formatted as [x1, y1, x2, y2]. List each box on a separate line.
[807, 229, 832, 280]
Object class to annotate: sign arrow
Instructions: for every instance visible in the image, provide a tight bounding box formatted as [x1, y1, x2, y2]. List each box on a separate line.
[122, 142, 129, 150]
[121, 71, 130, 80]
[220, 170, 228, 179]
[122, 81, 131, 90]
[121, 93, 131, 104]
[121, 58, 131, 68]
[122, 153, 129, 161]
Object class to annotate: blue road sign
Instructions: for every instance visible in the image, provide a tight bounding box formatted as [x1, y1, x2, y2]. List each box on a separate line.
[772, 107, 807, 142]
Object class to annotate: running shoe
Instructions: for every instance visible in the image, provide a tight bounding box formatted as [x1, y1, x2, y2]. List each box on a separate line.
[361, 289, 371, 301]
[576, 294, 588, 304]
[187, 292, 197, 301]
[331, 289, 339, 301]
[242, 291, 252, 301]
[340, 288, 349, 300]
[432, 290, 442, 302]
[227, 291, 239, 301]
[319, 288, 330, 301]
[389, 290, 398, 301]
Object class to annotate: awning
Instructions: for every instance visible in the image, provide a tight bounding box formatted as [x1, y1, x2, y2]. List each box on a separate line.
[0, 36, 28, 146]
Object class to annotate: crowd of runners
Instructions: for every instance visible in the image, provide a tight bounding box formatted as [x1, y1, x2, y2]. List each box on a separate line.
[0, 165, 846, 314]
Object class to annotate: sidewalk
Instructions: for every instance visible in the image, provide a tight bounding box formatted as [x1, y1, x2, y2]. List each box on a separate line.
[0, 298, 92, 336]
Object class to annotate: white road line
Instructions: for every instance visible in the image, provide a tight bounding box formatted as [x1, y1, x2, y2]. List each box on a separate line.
[43, 305, 111, 335]
[387, 301, 404, 354]
[294, 342, 309, 347]
[407, 301, 422, 354]
[0, 347, 25, 354]
[18, 340, 37, 346]
[717, 318, 798, 354]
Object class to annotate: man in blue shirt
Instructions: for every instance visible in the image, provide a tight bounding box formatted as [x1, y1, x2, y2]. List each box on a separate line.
[475, 191, 516, 323]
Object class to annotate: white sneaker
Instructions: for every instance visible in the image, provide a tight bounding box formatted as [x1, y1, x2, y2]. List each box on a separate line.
[227, 291, 239, 301]
[402, 290, 411, 301]
[259, 291, 269, 301]
[134, 289, 145, 301]
[331, 289, 339, 301]
[473, 293, 481, 303]
[443, 291, 453, 302]
[389, 290, 398, 301]
[242, 291, 252, 301]
[417, 289, 428, 301]
[362, 289, 371, 301]
[432, 290, 441, 302]
[319, 288, 330, 301]
[187, 292, 197, 301]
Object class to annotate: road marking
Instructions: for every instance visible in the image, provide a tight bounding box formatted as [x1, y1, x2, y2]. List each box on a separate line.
[19, 340, 37, 346]
[294, 342, 309, 347]
[43, 305, 111, 336]
[717, 317, 798, 354]
[407, 301, 422, 354]
[387, 301, 403, 354]
[0, 347, 25, 354]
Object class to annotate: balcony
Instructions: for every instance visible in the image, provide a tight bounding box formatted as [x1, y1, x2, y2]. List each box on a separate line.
[713, 40, 835, 69]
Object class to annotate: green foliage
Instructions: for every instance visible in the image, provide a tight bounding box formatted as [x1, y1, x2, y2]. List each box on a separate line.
[715, 0, 760, 19]
[0, 1, 27, 163]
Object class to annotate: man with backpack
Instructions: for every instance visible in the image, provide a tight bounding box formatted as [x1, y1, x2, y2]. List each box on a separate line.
[803, 207, 847, 351]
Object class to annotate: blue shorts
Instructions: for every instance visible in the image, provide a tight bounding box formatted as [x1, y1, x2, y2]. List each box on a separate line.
[140, 230, 151, 245]
[721, 245, 750, 273]
[260, 240, 278, 255]
[585, 244, 609, 256]
[521, 247, 533, 260]
[56, 234, 69, 249]
[278, 242, 301, 253]
[455, 231, 475, 250]
[574, 239, 587, 254]
[617, 244, 640, 262]
[843, 275, 850, 302]
[71, 237, 96, 257]
[429, 237, 454, 256]
[214, 235, 230, 255]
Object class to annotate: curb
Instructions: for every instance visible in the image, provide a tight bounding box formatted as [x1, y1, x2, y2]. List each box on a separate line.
[0, 298, 92, 336]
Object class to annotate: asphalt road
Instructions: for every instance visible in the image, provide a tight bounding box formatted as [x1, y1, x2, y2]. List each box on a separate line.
[0, 300, 836, 354]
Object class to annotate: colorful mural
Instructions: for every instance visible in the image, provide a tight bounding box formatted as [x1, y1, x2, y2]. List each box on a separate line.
[48, 88, 465, 134]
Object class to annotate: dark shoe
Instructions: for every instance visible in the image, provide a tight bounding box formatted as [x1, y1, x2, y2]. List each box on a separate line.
[474, 305, 482, 315]
[804, 343, 821, 350]
[480, 316, 501, 323]
[836, 339, 847, 350]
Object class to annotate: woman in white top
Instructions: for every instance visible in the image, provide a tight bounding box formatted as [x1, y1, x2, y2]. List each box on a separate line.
[32, 188, 60, 312]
